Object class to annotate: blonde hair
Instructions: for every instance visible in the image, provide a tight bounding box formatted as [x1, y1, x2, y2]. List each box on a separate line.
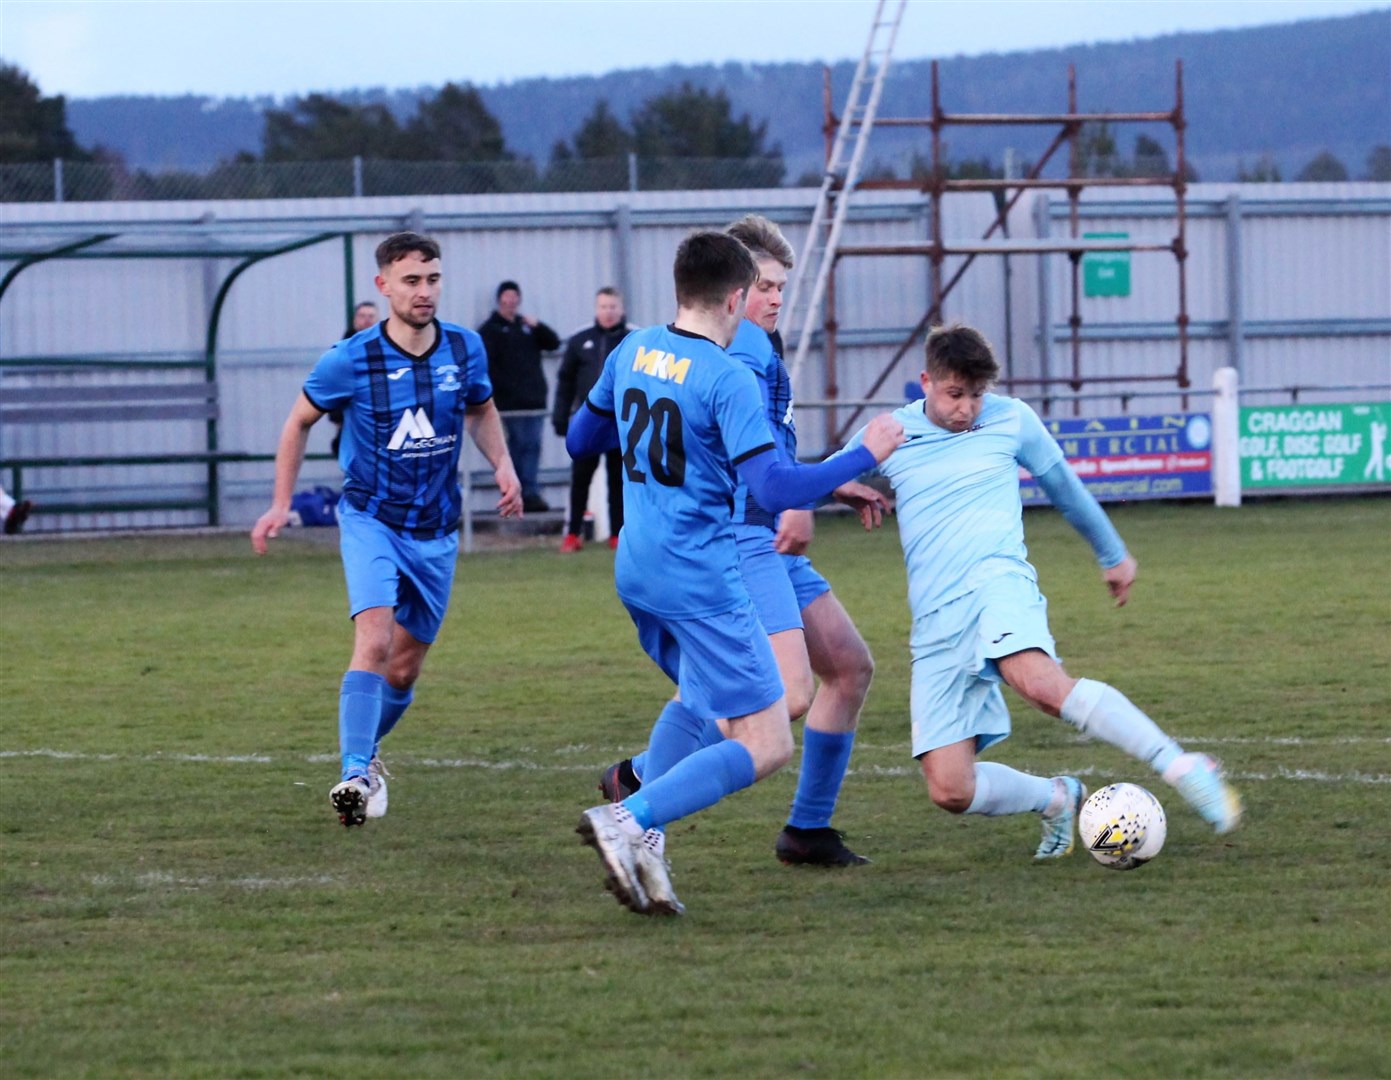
[724, 214, 795, 269]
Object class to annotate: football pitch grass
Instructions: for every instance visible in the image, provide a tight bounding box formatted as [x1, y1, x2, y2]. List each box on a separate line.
[2, 497, 1388, 1079]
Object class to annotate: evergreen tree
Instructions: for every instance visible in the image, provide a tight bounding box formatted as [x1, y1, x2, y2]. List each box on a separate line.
[1362, 144, 1391, 181]
[262, 94, 405, 160]
[402, 82, 511, 161]
[629, 82, 782, 188]
[1295, 150, 1350, 181]
[0, 63, 91, 162]
[1237, 155, 1283, 182]
[550, 99, 632, 161]
[1132, 134, 1171, 176]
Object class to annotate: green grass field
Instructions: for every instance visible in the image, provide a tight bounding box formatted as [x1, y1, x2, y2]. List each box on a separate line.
[2, 498, 1388, 1079]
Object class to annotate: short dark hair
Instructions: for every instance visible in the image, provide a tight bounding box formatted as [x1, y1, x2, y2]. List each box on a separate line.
[375, 232, 440, 269]
[496, 279, 520, 300]
[353, 300, 378, 313]
[596, 286, 622, 300]
[673, 231, 757, 310]
[924, 323, 1000, 386]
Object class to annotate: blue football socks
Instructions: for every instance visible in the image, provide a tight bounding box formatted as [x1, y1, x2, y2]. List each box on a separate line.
[641, 699, 706, 783]
[374, 681, 414, 752]
[624, 740, 757, 830]
[339, 669, 384, 780]
[786, 728, 856, 829]
[630, 712, 725, 783]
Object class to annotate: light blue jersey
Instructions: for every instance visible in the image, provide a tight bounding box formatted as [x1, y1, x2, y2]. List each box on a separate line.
[854, 393, 1065, 618]
[586, 323, 775, 618]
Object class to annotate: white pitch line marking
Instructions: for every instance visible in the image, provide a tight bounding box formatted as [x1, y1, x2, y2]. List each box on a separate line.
[4, 748, 1388, 784]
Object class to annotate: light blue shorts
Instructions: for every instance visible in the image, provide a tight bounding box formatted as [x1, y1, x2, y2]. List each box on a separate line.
[626, 600, 785, 722]
[338, 501, 458, 644]
[734, 524, 832, 636]
[909, 573, 1057, 758]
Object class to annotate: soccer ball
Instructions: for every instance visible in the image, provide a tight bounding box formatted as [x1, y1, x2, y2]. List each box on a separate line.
[1078, 783, 1167, 871]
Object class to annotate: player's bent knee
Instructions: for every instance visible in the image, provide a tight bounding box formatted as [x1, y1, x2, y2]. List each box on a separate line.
[929, 779, 973, 812]
[750, 735, 795, 779]
[785, 681, 814, 723]
[920, 758, 973, 813]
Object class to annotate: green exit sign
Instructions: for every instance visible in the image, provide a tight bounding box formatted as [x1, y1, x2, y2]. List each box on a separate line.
[1083, 232, 1130, 297]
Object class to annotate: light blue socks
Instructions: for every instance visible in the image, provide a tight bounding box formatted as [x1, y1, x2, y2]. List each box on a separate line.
[1062, 678, 1182, 774]
[965, 761, 1054, 815]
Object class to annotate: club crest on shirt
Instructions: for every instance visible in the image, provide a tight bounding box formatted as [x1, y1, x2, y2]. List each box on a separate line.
[434, 364, 462, 392]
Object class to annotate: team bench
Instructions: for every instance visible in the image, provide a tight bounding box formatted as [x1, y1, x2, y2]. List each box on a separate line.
[0, 378, 246, 525]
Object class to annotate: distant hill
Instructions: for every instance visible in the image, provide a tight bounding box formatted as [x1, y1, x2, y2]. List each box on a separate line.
[66, 10, 1391, 181]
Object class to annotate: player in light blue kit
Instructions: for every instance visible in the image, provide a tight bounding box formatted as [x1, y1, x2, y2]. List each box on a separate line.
[252, 232, 522, 827]
[598, 214, 886, 868]
[851, 323, 1242, 859]
[568, 232, 904, 914]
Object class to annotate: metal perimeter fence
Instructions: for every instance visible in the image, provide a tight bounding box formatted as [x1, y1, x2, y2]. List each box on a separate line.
[0, 155, 795, 202]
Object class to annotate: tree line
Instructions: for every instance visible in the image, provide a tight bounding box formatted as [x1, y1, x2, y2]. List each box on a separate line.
[3, 61, 1389, 199]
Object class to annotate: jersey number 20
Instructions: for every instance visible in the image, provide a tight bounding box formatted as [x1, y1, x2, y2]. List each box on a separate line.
[621, 388, 686, 487]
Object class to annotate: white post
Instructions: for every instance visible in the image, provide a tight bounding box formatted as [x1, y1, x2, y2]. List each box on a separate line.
[586, 459, 611, 542]
[1212, 366, 1241, 507]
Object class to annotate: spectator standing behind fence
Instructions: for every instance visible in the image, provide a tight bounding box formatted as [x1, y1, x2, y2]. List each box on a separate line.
[552, 287, 632, 552]
[479, 280, 560, 513]
[1, 483, 33, 535]
[329, 301, 381, 458]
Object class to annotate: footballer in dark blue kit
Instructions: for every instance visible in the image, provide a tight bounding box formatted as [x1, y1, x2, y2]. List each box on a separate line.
[567, 230, 906, 916]
[252, 232, 522, 828]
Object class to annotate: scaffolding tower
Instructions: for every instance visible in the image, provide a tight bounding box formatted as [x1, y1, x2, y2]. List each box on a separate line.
[791, 55, 1191, 444]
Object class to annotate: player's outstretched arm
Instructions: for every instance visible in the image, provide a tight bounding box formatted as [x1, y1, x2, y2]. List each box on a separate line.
[737, 415, 903, 516]
[251, 394, 323, 554]
[465, 399, 523, 518]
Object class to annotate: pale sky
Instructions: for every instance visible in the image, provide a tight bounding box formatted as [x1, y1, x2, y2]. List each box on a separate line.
[2, 0, 1386, 100]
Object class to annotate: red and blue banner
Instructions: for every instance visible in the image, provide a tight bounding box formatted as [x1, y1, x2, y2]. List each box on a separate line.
[1021, 413, 1214, 504]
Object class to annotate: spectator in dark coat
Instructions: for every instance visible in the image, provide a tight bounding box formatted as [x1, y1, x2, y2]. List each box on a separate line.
[553, 286, 632, 552]
[478, 280, 560, 512]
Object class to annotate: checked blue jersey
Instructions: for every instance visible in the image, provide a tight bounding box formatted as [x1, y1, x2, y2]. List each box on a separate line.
[303, 319, 493, 538]
[849, 393, 1066, 619]
[729, 322, 800, 529]
[585, 323, 776, 618]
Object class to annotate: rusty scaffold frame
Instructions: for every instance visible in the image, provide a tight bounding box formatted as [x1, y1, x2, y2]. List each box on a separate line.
[816, 59, 1190, 443]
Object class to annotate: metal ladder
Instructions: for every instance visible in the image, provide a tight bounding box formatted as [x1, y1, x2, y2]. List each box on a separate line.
[783, 0, 907, 391]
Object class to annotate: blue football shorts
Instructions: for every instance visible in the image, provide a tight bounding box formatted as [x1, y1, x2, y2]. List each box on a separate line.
[908, 572, 1057, 758]
[337, 500, 458, 644]
[733, 524, 832, 636]
[625, 599, 785, 722]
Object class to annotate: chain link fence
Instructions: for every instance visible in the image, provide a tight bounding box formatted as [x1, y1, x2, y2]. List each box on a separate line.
[1, 154, 792, 202]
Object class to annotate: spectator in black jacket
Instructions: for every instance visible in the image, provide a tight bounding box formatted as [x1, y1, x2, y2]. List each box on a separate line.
[478, 280, 561, 512]
[552, 286, 632, 552]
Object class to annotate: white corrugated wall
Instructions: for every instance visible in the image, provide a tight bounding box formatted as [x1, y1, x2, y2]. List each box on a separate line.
[2, 182, 1387, 528]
